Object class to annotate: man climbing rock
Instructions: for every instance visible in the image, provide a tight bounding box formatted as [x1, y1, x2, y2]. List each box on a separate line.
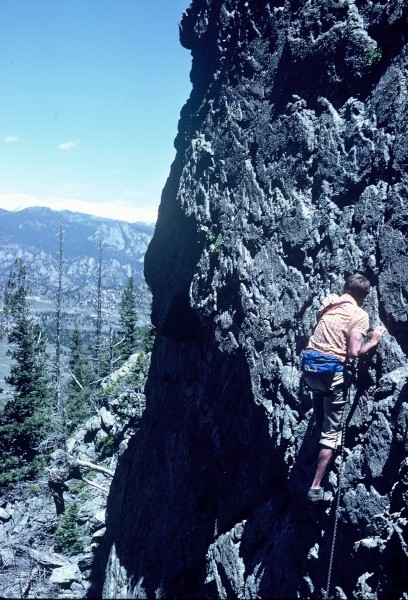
[301, 274, 386, 502]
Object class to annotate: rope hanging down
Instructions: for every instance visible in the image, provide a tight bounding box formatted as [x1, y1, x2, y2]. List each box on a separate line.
[323, 374, 355, 600]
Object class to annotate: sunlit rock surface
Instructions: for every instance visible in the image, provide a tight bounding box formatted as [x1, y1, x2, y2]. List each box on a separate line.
[95, 1, 408, 598]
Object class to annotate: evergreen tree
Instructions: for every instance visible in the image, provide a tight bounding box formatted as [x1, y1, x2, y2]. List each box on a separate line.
[66, 323, 93, 433]
[118, 275, 138, 361]
[54, 502, 85, 555]
[0, 260, 53, 485]
[3, 258, 29, 322]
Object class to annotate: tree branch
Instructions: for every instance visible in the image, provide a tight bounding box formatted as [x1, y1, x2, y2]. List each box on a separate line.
[82, 477, 109, 494]
[21, 566, 39, 598]
[65, 368, 84, 391]
[76, 459, 114, 477]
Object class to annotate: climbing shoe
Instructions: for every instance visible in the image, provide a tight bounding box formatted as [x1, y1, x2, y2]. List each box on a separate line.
[307, 488, 333, 503]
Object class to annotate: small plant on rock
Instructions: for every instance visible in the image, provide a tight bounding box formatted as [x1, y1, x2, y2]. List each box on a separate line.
[95, 433, 115, 459]
[208, 228, 223, 253]
[364, 46, 382, 66]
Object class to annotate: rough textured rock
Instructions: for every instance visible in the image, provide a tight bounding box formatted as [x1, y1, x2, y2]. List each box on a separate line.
[96, 1, 408, 598]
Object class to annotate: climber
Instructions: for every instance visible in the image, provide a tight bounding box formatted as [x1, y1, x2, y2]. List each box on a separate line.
[301, 273, 386, 502]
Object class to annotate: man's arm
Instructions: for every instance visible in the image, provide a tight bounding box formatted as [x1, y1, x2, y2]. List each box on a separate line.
[347, 326, 387, 359]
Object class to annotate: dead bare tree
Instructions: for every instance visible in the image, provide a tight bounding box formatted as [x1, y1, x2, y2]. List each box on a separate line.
[47, 450, 114, 515]
[94, 233, 104, 380]
[54, 222, 67, 447]
[107, 324, 125, 375]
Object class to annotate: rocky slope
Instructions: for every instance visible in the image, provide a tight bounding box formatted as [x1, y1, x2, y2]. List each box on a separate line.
[96, 1, 408, 598]
[0, 352, 146, 599]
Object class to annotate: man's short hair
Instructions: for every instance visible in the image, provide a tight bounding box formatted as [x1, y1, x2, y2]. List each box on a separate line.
[344, 273, 371, 302]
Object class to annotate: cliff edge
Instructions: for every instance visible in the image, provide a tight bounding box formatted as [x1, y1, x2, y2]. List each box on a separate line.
[95, 1, 408, 598]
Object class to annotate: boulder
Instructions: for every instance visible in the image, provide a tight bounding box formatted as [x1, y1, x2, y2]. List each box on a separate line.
[0, 547, 14, 567]
[50, 563, 81, 585]
[99, 407, 115, 430]
[0, 507, 12, 521]
[29, 549, 71, 568]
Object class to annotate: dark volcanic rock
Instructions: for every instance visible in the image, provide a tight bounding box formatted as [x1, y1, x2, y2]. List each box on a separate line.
[95, 1, 408, 598]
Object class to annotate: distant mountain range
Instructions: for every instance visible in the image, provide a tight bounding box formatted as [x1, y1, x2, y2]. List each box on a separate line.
[0, 207, 155, 322]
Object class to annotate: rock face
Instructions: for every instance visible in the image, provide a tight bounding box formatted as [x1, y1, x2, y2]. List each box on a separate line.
[97, 1, 408, 598]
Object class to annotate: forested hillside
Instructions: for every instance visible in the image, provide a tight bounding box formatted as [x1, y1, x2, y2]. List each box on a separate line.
[0, 233, 152, 597]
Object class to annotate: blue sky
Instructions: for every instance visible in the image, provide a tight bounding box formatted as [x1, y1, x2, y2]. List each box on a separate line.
[0, 0, 192, 223]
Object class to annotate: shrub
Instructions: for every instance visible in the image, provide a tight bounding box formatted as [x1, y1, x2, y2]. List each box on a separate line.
[54, 503, 85, 556]
[364, 46, 382, 66]
[95, 434, 115, 459]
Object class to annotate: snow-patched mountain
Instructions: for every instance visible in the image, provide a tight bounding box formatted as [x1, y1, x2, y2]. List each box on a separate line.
[0, 207, 154, 318]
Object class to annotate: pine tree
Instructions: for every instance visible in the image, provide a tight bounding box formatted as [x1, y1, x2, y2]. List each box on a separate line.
[0, 260, 53, 485]
[118, 275, 139, 361]
[3, 258, 29, 322]
[54, 502, 85, 555]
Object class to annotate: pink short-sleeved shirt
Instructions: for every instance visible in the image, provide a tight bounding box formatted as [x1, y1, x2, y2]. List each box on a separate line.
[307, 293, 369, 362]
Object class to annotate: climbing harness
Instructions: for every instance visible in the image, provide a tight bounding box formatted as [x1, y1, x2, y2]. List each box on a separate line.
[323, 368, 355, 599]
[301, 349, 344, 377]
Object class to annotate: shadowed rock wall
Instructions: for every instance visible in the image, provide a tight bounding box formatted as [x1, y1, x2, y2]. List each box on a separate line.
[95, 1, 408, 598]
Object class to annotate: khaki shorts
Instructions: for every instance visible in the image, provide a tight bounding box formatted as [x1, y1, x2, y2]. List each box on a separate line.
[304, 372, 345, 450]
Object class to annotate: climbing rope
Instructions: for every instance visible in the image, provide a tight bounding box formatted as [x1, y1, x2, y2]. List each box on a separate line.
[323, 371, 355, 599]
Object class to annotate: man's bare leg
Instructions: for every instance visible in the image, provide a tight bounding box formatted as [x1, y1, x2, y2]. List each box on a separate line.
[310, 447, 333, 489]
